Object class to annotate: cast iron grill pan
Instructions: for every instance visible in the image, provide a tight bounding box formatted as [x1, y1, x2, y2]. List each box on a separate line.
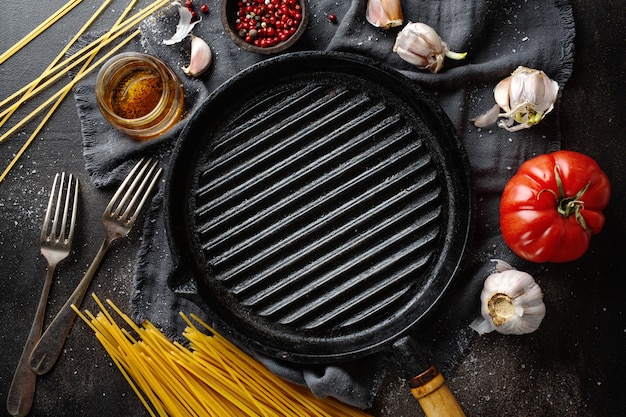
[166, 52, 474, 365]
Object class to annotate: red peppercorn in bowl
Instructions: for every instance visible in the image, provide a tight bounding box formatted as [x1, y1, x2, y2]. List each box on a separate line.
[221, 0, 309, 54]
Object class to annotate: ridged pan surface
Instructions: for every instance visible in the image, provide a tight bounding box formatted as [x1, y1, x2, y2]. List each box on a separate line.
[166, 52, 473, 363]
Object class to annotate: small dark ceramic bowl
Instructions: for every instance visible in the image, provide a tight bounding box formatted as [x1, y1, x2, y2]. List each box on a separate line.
[221, 0, 309, 54]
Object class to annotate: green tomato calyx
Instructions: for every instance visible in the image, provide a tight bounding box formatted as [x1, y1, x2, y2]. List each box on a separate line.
[538, 164, 591, 232]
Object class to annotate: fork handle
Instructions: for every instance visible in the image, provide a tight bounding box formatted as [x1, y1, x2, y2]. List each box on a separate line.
[6, 266, 56, 417]
[29, 237, 112, 375]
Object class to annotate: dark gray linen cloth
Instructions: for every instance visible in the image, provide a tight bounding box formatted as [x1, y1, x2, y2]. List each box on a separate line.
[73, 0, 575, 409]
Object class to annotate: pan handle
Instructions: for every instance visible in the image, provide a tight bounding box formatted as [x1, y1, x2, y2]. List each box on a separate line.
[393, 337, 466, 417]
[407, 365, 465, 417]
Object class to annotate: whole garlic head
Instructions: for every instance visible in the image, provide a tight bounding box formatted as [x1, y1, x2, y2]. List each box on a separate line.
[470, 260, 546, 335]
[392, 22, 467, 74]
[473, 66, 559, 132]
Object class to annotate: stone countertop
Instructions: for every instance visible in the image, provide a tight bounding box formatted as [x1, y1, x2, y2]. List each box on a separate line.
[0, 1, 624, 416]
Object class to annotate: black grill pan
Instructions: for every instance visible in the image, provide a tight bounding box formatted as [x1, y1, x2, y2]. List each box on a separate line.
[165, 52, 473, 415]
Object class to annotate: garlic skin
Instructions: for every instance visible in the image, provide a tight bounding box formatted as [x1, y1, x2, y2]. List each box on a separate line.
[470, 260, 546, 335]
[163, 1, 202, 45]
[182, 34, 212, 77]
[366, 0, 403, 30]
[473, 66, 559, 132]
[392, 22, 467, 74]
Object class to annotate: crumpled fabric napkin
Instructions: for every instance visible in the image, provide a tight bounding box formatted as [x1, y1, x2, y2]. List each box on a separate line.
[73, 0, 575, 409]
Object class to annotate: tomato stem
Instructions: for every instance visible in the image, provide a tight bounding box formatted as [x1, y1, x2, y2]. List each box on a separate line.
[540, 165, 591, 232]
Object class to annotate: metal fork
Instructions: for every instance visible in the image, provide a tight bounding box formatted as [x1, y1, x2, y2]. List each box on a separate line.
[6, 173, 79, 417]
[29, 158, 162, 375]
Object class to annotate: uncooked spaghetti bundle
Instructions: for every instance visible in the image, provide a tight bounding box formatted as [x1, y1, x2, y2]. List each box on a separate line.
[72, 294, 372, 417]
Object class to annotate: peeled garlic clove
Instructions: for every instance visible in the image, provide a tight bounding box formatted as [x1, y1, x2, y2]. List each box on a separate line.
[472, 66, 559, 131]
[470, 259, 546, 335]
[366, 0, 403, 30]
[182, 34, 211, 77]
[392, 22, 467, 74]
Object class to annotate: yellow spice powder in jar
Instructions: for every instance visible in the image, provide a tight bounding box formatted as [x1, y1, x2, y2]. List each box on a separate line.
[96, 52, 185, 141]
[112, 69, 164, 119]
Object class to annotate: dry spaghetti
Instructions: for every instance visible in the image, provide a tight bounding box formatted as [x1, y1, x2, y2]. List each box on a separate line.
[72, 294, 374, 417]
[0, 0, 170, 183]
[0, 0, 83, 65]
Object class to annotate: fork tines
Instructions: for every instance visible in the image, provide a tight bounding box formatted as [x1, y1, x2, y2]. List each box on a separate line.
[41, 172, 79, 246]
[106, 158, 162, 223]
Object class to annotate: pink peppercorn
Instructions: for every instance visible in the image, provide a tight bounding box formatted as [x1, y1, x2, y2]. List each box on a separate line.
[235, 0, 303, 48]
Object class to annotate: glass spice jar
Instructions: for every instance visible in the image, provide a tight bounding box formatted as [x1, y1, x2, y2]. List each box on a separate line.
[95, 52, 185, 141]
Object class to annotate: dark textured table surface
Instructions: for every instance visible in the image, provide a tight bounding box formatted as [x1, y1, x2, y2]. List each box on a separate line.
[1, 1, 624, 416]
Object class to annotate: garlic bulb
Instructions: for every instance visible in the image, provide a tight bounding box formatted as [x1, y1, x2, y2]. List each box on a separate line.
[470, 260, 546, 335]
[182, 34, 212, 77]
[472, 66, 559, 132]
[392, 22, 467, 74]
[366, 0, 403, 30]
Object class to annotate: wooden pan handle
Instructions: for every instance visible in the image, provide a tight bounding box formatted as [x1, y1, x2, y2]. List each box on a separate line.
[393, 336, 465, 417]
[408, 365, 465, 417]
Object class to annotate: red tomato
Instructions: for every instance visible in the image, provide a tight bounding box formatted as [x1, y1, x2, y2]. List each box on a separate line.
[500, 150, 610, 263]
